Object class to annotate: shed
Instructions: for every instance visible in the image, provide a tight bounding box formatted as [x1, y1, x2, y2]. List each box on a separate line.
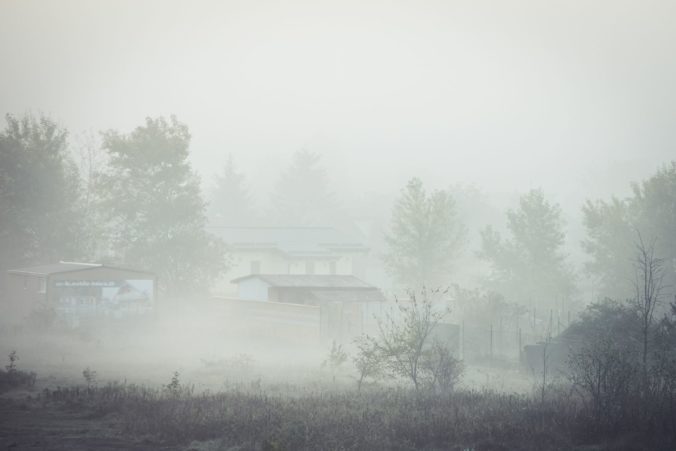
[4, 261, 156, 326]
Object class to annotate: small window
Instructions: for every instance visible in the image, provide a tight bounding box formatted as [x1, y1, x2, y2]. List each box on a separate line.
[38, 278, 47, 294]
[250, 260, 261, 274]
[329, 261, 337, 275]
[305, 260, 315, 275]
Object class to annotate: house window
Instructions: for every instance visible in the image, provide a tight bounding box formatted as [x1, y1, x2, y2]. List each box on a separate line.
[305, 260, 315, 275]
[329, 261, 337, 275]
[250, 260, 261, 274]
[38, 278, 47, 294]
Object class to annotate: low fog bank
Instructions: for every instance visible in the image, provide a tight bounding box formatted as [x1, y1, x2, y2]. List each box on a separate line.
[0, 299, 330, 391]
[0, 294, 535, 395]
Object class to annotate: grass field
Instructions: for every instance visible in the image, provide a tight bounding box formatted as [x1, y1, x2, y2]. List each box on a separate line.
[2, 373, 674, 451]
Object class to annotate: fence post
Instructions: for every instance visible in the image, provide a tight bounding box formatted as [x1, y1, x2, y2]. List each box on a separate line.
[489, 323, 493, 365]
[461, 320, 465, 360]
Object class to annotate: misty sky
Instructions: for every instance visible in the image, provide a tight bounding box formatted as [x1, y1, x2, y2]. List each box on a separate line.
[2, 0, 675, 212]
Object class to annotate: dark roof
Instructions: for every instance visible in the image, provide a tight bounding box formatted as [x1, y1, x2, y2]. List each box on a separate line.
[208, 226, 368, 257]
[7, 261, 154, 277]
[231, 274, 375, 289]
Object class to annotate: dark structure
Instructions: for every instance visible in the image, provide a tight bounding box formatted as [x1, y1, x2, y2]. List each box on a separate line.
[4, 261, 156, 327]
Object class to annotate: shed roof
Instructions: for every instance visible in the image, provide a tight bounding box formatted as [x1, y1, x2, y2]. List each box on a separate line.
[7, 261, 154, 277]
[231, 274, 374, 289]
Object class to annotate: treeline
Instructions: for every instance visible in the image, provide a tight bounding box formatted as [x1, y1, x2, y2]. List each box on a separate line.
[382, 165, 676, 328]
[0, 114, 225, 294]
[2, 111, 676, 307]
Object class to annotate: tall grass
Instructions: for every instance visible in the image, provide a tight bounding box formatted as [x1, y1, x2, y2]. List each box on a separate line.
[38, 380, 675, 450]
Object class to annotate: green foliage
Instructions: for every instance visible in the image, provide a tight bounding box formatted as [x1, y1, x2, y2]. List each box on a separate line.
[480, 189, 574, 312]
[581, 197, 634, 298]
[384, 178, 465, 289]
[97, 116, 228, 294]
[0, 113, 83, 271]
[583, 162, 676, 299]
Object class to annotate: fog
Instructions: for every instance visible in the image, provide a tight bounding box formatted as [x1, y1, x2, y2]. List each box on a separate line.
[2, 1, 676, 448]
[2, 0, 676, 204]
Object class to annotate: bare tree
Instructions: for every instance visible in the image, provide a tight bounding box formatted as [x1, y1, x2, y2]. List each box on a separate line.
[633, 234, 665, 386]
[371, 288, 450, 391]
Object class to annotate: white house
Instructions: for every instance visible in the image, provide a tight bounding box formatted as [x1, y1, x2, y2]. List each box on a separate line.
[210, 226, 370, 295]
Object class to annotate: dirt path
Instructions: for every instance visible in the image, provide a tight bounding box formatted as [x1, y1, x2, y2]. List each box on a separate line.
[0, 394, 177, 451]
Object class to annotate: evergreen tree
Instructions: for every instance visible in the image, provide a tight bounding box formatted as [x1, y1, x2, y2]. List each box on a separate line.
[270, 150, 338, 226]
[208, 154, 257, 226]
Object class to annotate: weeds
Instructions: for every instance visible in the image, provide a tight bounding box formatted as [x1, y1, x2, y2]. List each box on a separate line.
[82, 367, 97, 388]
[35, 378, 676, 450]
[0, 350, 36, 393]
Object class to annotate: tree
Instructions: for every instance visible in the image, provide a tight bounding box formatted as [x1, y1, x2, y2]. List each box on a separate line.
[368, 288, 456, 391]
[421, 340, 463, 394]
[568, 332, 639, 425]
[352, 335, 383, 391]
[565, 298, 641, 425]
[480, 189, 575, 315]
[269, 150, 338, 226]
[0, 113, 83, 274]
[321, 341, 348, 383]
[633, 235, 665, 387]
[208, 154, 258, 226]
[583, 162, 676, 300]
[97, 116, 227, 295]
[384, 178, 465, 289]
[71, 130, 108, 259]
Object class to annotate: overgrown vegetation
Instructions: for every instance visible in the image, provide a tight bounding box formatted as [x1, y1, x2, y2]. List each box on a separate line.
[348, 289, 464, 394]
[564, 237, 676, 437]
[31, 378, 674, 450]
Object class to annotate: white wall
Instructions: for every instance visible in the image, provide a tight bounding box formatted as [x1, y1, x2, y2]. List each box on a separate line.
[213, 250, 362, 296]
[237, 278, 270, 301]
